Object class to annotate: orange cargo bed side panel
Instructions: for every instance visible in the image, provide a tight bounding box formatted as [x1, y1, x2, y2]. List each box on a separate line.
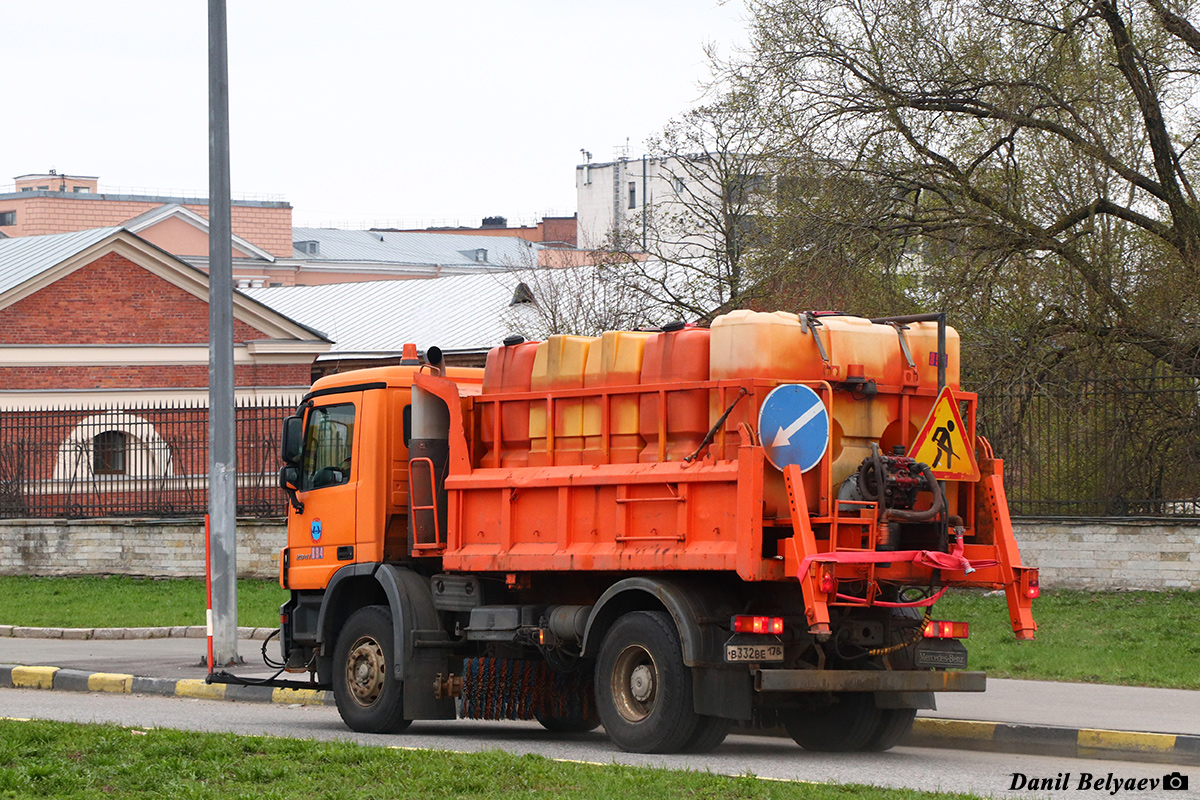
[442, 461, 747, 574]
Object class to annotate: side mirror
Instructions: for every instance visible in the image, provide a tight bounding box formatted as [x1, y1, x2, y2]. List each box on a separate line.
[278, 464, 304, 514]
[279, 464, 301, 490]
[281, 415, 304, 464]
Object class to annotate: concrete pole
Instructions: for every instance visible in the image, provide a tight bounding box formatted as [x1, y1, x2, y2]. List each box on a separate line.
[208, 0, 238, 668]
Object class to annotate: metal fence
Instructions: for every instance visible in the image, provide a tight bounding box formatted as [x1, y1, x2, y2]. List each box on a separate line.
[2, 379, 1196, 521]
[0, 399, 293, 519]
[977, 373, 1200, 517]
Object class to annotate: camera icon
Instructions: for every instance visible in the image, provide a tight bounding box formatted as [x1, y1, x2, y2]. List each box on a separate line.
[1163, 772, 1188, 791]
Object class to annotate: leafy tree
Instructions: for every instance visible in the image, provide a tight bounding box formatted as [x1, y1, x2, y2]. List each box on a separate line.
[725, 0, 1200, 383]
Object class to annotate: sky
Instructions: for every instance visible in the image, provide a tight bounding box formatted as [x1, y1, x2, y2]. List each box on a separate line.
[5, 1, 747, 230]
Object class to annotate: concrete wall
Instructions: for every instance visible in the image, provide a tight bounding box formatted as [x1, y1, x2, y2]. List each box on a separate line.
[1011, 519, 1200, 590]
[1, 517, 1197, 589]
[0, 518, 284, 579]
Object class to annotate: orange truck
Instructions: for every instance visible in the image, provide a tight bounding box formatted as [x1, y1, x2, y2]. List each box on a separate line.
[252, 310, 1037, 754]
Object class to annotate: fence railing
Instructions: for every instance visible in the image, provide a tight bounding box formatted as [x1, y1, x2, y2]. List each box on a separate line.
[977, 373, 1200, 518]
[2, 378, 1196, 521]
[0, 399, 293, 519]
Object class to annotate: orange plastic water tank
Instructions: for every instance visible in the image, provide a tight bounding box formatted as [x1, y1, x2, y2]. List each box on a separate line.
[894, 320, 961, 389]
[582, 330, 654, 464]
[480, 335, 540, 467]
[639, 323, 711, 462]
[710, 310, 827, 383]
[529, 335, 595, 466]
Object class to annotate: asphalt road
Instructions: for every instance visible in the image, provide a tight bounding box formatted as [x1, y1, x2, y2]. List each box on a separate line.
[7, 636, 1200, 737]
[4, 688, 1196, 798]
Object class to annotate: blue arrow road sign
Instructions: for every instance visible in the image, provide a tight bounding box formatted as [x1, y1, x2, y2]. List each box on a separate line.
[758, 384, 830, 472]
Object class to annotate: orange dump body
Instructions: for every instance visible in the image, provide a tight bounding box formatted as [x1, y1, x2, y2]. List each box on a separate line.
[404, 313, 1034, 640]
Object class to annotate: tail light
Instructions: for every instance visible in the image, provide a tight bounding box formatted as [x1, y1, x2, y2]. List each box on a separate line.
[1022, 570, 1040, 599]
[731, 615, 784, 635]
[818, 567, 837, 595]
[923, 620, 969, 639]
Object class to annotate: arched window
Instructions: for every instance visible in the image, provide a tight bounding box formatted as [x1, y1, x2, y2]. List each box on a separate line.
[92, 430, 128, 475]
[54, 412, 172, 482]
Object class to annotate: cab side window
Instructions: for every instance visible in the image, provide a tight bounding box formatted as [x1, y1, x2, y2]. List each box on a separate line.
[301, 403, 355, 490]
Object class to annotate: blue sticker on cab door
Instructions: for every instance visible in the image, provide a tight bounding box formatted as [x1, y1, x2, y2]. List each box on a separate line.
[311, 519, 322, 542]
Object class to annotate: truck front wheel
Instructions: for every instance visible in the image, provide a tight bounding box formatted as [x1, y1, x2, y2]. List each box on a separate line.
[595, 610, 700, 753]
[332, 605, 411, 733]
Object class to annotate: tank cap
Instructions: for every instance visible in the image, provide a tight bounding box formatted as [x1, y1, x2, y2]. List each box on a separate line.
[892, 444, 906, 456]
[502, 334, 526, 347]
[661, 320, 687, 333]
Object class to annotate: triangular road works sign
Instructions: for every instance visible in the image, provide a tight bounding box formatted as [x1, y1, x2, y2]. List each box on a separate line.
[908, 386, 980, 481]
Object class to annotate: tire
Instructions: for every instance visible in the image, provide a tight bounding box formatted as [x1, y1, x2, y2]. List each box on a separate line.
[332, 605, 411, 734]
[680, 715, 733, 753]
[781, 692, 881, 752]
[860, 707, 917, 751]
[595, 610, 700, 753]
[535, 712, 602, 734]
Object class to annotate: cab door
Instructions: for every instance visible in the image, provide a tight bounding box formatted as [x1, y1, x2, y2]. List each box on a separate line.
[287, 396, 360, 589]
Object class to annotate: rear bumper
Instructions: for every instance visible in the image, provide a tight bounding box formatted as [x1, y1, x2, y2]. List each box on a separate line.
[753, 669, 986, 693]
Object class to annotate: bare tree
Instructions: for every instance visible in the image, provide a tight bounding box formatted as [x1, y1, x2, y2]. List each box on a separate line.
[495, 247, 676, 339]
[725, 0, 1200, 381]
[603, 92, 777, 320]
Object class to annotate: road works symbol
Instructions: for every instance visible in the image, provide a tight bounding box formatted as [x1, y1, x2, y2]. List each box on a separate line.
[908, 386, 980, 481]
[759, 384, 830, 472]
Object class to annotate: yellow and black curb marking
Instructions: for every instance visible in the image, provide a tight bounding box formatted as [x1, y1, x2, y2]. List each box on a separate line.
[909, 717, 1200, 766]
[0, 664, 332, 707]
[4, 662, 1197, 766]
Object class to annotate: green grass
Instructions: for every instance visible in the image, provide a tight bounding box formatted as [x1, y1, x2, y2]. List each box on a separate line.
[935, 589, 1200, 689]
[0, 576, 286, 630]
[0, 719, 983, 800]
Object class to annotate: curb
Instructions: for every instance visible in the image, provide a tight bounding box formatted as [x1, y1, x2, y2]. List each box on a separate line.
[2, 662, 1197, 766]
[908, 717, 1200, 766]
[0, 626, 276, 641]
[0, 664, 333, 707]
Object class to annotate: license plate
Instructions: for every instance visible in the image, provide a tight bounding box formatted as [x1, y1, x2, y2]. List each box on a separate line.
[724, 643, 784, 663]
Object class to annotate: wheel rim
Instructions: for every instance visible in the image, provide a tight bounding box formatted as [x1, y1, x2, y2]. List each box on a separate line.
[611, 643, 657, 722]
[345, 634, 386, 708]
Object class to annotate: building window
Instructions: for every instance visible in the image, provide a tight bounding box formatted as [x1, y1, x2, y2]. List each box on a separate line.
[92, 431, 128, 475]
[0, 211, 14, 226]
[19, 187, 32, 193]
[36, 185, 49, 191]
[73, 186, 91, 194]
[628, 182, 636, 209]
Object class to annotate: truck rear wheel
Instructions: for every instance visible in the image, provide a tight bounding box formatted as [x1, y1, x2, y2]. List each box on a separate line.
[781, 692, 880, 752]
[861, 707, 917, 751]
[332, 605, 411, 734]
[681, 715, 733, 753]
[595, 610, 699, 753]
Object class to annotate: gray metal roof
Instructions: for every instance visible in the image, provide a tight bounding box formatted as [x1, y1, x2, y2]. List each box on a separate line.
[245, 272, 527, 354]
[291, 228, 537, 270]
[0, 227, 122, 296]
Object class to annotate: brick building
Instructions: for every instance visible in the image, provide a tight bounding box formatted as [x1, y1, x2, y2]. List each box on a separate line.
[0, 227, 329, 518]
